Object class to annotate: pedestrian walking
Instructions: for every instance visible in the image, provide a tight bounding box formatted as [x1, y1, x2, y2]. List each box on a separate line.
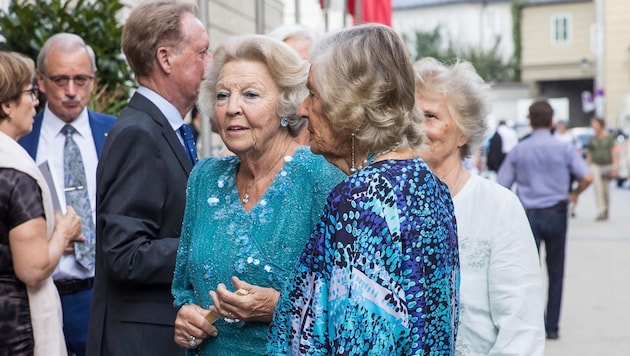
[486, 119, 518, 173]
[586, 117, 617, 221]
[497, 100, 592, 340]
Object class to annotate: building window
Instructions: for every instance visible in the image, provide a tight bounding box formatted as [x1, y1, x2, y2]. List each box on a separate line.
[552, 14, 571, 44]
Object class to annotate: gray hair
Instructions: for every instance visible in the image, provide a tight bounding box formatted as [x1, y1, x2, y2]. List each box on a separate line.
[414, 57, 490, 159]
[268, 24, 320, 45]
[37, 33, 97, 73]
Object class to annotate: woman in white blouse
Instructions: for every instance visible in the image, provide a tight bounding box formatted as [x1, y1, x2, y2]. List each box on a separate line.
[414, 57, 545, 355]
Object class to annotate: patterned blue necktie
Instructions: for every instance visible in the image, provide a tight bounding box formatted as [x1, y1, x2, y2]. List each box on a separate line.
[62, 125, 95, 270]
[179, 124, 199, 165]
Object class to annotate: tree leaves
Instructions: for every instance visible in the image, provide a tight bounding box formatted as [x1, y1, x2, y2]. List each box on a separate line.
[0, 0, 132, 116]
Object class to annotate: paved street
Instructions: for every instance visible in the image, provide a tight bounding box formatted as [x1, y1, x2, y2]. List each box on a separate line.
[542, 183, 630, 355]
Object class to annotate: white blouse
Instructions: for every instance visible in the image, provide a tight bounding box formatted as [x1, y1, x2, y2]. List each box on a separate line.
[454, 174, 545, 356]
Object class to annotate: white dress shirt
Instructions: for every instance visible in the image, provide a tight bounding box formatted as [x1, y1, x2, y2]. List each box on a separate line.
[136, 86, 187, 145]
[35, 106, 97, 280]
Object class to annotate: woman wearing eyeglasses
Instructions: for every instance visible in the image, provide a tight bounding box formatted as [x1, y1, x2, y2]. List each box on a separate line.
[0, 51, 82, 356]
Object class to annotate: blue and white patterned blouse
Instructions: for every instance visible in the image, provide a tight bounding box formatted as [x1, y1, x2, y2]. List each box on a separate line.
[267, 158, 459, 355]
[172, 146, 345, 356]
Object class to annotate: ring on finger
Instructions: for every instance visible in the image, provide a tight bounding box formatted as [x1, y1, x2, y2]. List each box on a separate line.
[188, 335, 197, 348]
[228, 311, 234, 317]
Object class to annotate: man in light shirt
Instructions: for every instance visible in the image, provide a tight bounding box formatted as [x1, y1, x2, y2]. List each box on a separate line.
[18, 33, 116, 356]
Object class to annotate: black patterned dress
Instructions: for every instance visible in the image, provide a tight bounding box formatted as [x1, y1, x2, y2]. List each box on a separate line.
[0, 168, 44, 356]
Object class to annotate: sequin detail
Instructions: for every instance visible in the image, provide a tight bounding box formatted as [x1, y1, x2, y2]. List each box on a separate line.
[172, 147, 345, 355]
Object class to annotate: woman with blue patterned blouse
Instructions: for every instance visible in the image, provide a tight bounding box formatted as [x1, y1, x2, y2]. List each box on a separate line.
[171, 35, 345, 355]
[267, 24, 460, 355]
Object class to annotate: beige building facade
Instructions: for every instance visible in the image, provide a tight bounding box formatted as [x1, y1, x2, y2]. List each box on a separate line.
[121, 0, 284, 49]
[520, 0, 630, 129]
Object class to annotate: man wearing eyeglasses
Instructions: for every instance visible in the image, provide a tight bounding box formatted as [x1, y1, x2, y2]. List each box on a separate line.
[18, 32, 116, 356]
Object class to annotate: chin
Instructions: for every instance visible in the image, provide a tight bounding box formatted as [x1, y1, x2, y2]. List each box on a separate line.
[308, 145, 323, 156]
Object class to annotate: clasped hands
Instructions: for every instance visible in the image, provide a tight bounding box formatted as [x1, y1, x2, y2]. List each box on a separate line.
[174, 276, 280, 349]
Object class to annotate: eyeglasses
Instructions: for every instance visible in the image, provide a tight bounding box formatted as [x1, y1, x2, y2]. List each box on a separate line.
[22, 87, 39, 99]
[42, 74, 94, 88]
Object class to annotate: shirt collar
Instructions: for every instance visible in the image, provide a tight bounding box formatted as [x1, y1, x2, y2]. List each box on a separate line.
[43, 105, 91, 139]
[136, 86, 184, 131]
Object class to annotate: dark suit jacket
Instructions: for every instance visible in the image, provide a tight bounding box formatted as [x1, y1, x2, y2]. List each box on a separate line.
[87, 93, 191, 356]
[18, 110, 116, 159]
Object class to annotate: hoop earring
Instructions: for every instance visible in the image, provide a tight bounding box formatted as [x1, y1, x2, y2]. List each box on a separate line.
[280, 117, 289, 127]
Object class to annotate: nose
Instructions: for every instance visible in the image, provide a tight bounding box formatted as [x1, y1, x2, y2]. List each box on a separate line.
[226, 95, 242, 116]
[65, 80, 79, 97]
[296, 97, 308, 118]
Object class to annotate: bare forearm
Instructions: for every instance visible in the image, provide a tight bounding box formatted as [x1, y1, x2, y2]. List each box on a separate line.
[573, 176, 592, 196]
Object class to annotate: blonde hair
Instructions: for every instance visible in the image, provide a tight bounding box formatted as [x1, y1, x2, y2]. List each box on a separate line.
[309, 24, 424, 152]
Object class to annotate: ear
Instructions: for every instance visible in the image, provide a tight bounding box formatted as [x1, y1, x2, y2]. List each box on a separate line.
[156, 46, 173, 74]
[457, 133, 469, 148]
[1, 101, 13, 118]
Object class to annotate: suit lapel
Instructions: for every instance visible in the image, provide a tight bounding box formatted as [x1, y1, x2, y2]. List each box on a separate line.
[128, 93, 193, 174]
[88, 111, 109, 157]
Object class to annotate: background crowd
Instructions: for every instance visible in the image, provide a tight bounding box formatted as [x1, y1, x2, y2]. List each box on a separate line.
[1, 0, 602, 355]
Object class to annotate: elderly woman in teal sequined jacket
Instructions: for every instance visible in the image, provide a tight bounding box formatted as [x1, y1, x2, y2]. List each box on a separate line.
[171, 34, 345, 355]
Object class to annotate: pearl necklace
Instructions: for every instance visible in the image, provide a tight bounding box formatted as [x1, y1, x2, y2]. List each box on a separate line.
[350, 141, 402, 172]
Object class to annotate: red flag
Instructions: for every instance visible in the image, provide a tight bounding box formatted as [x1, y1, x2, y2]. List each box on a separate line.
[347, 0, 392, 26]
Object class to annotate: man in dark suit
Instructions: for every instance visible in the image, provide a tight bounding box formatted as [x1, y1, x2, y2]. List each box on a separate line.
[86, 2, 210, 355]
[18, 33, 115, 356]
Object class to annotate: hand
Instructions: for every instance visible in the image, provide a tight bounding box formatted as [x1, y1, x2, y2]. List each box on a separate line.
[63, 234, 86, 253]
[54, 206, 82, 245]
[610, 167, 618, 179]
[209, 276, 280, 323]
[569, 191, 579, 207]
[174, 303, 218, 349]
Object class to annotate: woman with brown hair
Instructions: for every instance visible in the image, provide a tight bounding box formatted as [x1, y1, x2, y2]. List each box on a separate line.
[0, 51, 81, 355]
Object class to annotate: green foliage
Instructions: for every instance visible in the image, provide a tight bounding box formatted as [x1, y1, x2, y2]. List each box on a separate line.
[459, 37, 515, 83]
[405, 27, 516, 83]
[0, 0, 132, 115]
[404, 27, 456, 62]
[511, 0, 525, 82]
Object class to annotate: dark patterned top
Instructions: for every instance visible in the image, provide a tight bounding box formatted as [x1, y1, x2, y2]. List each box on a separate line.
[267, 158, 460, 355]
[0, 168, 44, 355]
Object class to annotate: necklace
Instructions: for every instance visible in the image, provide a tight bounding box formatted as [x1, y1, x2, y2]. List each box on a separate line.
[241, 147, 289, 204]
[351, 141, 402, 172]
[451, 168, 465, 195]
